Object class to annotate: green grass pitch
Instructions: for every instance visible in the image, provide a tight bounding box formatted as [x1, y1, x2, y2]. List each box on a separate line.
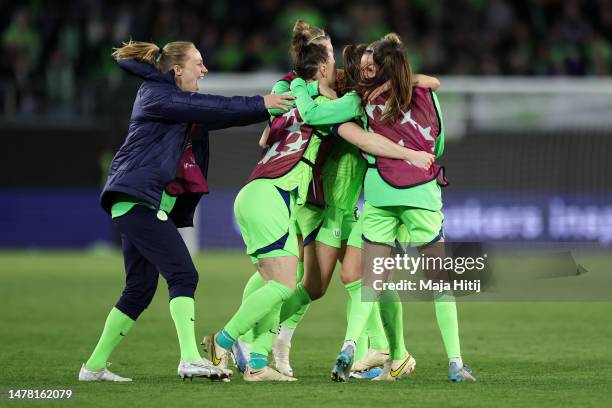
[1, 251, 611, 407]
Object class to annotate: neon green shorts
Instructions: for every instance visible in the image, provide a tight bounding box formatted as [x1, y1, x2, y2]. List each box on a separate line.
[316, 205, 359, 248]
[234, 179, 299, 264]
[294, 203, 324, 246]
[362, 201, 444, 247]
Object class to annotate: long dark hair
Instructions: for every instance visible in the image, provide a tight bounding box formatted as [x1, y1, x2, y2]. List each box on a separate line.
[290, 19, 329, 80]
[342, 43, 367, 92]
[357, 33, 413, 124]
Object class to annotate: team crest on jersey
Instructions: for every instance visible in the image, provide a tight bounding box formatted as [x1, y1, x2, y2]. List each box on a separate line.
[333, 228, 341, 239]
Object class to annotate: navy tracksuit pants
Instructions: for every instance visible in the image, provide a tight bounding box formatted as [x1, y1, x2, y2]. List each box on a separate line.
[112, 206, 199, 320]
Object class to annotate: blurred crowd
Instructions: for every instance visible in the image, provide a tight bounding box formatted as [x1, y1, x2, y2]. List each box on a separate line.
[1, 0, 611, 115]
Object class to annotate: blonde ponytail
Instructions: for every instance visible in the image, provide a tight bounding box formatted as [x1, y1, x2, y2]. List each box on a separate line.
[112, 40, 196, 73]
[112, 40, 160, 64]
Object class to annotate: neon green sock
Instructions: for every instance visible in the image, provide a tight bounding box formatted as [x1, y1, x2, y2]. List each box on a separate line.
[224, 280, 292, 340]
[282, 261, 310, 329]
[239, 272, 265, 345]
[379, 290, 407, 360]
[169, 296, 201, 362]
[250, 302, 282, 359]
[85, 307, 134, 371]
[366, 302, 389, 351]
[355, 333, 368, 361]
[283, 303, 310, 329]
[434, 292, 461, 358]
[279, 282, 311, 324]
[344, 280, 374, 342]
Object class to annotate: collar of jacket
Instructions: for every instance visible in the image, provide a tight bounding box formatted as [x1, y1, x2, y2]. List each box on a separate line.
[118, 59, 177, 87]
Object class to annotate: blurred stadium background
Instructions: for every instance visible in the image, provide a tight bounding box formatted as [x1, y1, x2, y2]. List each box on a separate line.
[1, 0, 611, 250]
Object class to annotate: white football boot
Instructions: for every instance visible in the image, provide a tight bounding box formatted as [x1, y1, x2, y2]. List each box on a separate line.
[372, 353, 416, 381]
[201, 334, 231, 369]
[78, 363, 132, 382]
[177, 358, 232, 381]
[243, 365, 297, 382]
[352, 348, 389, 372]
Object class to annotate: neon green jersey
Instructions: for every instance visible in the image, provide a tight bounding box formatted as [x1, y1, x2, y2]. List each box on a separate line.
[290, 77, 367, 209]
[268, 77, 319, 116]
[290, 78, 364, 126]
[321, 139, 366, 211]
[363, 91, 446, 210]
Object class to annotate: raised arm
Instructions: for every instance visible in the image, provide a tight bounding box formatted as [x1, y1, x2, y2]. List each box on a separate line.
[268, 77, 320, 117]
[141, 85, 293, 131]
[335, 122, 435, 169]
[413, 74, 441, 91]
[290, 77, 361, 125]
[366, 74, 441, 102]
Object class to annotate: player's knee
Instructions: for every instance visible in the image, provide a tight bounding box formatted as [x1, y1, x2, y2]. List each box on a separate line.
[116, 285, 157, 320]
[340, 271, 357, 285]
[167, 267, 199, 299]
[309, 286, 326, 300]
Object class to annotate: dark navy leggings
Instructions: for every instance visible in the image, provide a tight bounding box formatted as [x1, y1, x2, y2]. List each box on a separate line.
[111, 205, 199, 320]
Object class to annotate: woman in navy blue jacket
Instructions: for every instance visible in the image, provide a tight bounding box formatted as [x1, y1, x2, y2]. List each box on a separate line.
[79, 41, 293, 382]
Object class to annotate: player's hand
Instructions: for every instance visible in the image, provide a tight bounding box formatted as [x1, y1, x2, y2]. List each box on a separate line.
[407, 151, 435, 170]
[319, 84, 338, 100]
[263, 94, 295, 111]
[366, 81, 390, 102]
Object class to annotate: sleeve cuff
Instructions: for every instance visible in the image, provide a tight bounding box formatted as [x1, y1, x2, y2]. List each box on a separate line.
[306, 81, 320, 97]
[290, 77, 307, 91]
[330, 124, 341, 138]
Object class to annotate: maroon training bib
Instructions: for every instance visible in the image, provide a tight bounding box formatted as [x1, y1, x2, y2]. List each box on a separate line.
[366, 87, 447, 188]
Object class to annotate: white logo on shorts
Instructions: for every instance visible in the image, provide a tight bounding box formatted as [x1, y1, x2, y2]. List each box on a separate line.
[333, 228, 341, 239]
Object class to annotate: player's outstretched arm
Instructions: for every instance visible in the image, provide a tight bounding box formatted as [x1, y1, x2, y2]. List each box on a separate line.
[335, 122, 435, 169]
[143, 89, 293, 131]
